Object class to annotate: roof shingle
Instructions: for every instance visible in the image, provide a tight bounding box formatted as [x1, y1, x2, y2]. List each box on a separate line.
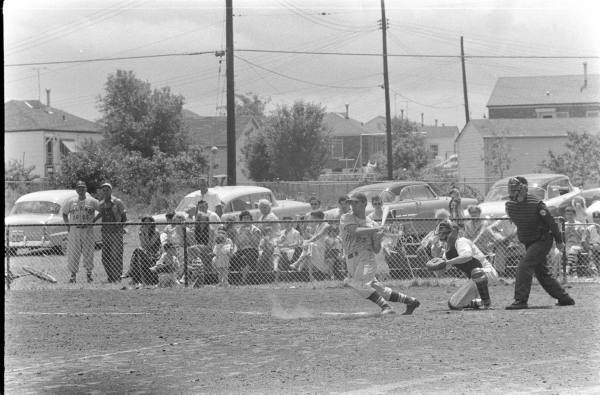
[4, 100, 101, 133]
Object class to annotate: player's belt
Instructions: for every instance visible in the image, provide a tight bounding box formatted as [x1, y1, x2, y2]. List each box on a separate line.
[347, 252, 359, 259]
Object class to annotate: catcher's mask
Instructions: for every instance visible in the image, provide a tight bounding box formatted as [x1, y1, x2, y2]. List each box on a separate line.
[508, 176, 528, 202]
[436, 220, 454, 239]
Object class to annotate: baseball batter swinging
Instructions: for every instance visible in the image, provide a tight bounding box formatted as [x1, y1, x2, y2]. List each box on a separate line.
[340, 192, 420, 315]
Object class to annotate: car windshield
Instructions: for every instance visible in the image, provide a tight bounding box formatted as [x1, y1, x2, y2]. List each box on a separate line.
[10, 201, 61, 215]
[485, 186, 546, 201]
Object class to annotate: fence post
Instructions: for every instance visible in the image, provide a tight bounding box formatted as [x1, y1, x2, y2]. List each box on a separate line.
[183, 228, 188, 288]
[559, 217, 568, 284]
[5, 227, 11, 290]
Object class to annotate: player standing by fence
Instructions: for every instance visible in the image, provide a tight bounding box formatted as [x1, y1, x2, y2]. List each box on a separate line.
[504, 176, 575, 309]
[340, 192, 420, 315]
[96, 182, 128, 283]
[63, 181, 99, 283]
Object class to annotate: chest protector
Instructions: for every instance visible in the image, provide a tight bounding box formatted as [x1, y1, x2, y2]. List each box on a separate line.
[505, 196, 548, 245]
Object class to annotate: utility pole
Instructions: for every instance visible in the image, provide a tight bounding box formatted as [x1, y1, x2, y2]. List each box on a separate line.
[380, 0, 393, 180]
[226, 0, 236, 185]
[460, 36, 470, 125]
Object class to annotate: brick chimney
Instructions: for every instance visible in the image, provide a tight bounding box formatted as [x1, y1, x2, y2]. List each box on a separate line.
[345, 103, 349, 119]
[46, 88, 51, 107]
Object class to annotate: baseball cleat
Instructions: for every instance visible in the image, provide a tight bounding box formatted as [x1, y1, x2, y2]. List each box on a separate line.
[505, 300, 528, 310]
[402, 297, 420, 315]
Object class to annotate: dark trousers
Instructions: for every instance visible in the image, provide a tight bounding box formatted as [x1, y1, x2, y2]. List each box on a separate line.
[129, 248, 158, 285]
[514, 237, 570, 302]
[102, 231, 124, 282]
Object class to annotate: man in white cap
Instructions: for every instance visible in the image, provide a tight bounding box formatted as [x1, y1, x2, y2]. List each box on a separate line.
[63, 180, 99, 283]
[95, 182, 127, 283]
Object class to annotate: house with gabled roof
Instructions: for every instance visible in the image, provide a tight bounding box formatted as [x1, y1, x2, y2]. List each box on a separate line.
[181, 109, 261, 184]
[4, 99, 103, 178]
[456, 68, 600, 194]
[322, 110, 369, 171]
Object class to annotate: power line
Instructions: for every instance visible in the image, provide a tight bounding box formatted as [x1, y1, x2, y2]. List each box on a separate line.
[6, 48, 599, 68]
[4, 51, 215, 67]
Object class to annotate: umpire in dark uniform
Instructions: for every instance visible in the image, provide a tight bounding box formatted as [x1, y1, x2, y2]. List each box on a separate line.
[504, 176, 575, 309]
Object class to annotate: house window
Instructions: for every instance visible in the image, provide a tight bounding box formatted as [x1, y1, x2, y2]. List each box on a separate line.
[535, 108, 556, 119]
[60, 140, 76, 157]
[586, 110, 599, 118]
[330, 138, 343, 159]
[45, 138, 54, 166]
[429, 144, 439, 159]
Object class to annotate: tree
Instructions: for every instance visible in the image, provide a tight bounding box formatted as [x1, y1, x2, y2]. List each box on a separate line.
[389, 117, 430, 179]
[541, 131, 600, 187]
[235, 92, 269, 118]
[4, 159, 39, 181]
[98, 70, 186, 157]
[482, 129, 512, 179]
[242, 101, 330, 181]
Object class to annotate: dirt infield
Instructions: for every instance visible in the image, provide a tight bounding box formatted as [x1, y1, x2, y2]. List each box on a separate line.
[5, 281, 600, 394]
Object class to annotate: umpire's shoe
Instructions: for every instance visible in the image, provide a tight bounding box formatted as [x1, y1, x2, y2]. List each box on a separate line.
[556, 296, 575, 306]
[505, 300, 528, 310]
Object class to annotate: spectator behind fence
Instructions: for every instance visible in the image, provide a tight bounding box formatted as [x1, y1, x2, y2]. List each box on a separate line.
[571, 196, 588, 223]
[63, 180, 99, 284]
[416, 208, 451, 263]
[160, 213, 191, 265]
[564, 206, 592, 275]
[308, 197, 322, 211]
[587, 211, 600, 272]
[325, 195, 351, 221]
[122, 216, 161, 286]
[463, 204, 504, 256]
[290, 210, 333, 281]
[95, 182, 127, 283]
[324, 226, 345, 280]
[257, 199, 280, 273]
[273, 217, 303, 278]
[213, 230, 234, 287]
[150, 242, 180, 287]
[231, 210, 262, 284]
[186, 213, 215, 286]
[196, 199, 221, 231]
[448, 196, 464, 226]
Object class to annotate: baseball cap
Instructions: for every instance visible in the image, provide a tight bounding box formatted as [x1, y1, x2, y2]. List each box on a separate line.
[347, 192, 367, 203]
[75, 180, 87, 189]
[100, 182, 112, 190]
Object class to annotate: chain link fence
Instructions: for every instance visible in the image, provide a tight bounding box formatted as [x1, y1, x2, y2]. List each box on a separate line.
[5, 218, 600, 290]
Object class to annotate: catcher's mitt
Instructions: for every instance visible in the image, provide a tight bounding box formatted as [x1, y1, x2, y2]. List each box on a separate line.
[425, 257, 447, 271]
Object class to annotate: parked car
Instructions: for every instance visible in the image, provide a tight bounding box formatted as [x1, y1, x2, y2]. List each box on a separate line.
[545, 187, 600, 219]
[4, 190, 102, 255]
[324, 181, 478, 235]
[475, 173, 578, 218]
[152, 185, 312, 223]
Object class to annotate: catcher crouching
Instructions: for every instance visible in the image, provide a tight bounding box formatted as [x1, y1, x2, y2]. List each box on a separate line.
[429, 221, 498, 309]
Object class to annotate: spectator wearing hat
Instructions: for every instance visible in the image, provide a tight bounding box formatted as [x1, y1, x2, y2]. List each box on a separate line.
[95, 182, 127, 283]
[564, 206, 589, 276]
[325, 195, 351, 221]
[587, 211, 600, 272]
[230, 210, 262, 284]
[63, 181, 99, 283]
[122, 216, 160, 286]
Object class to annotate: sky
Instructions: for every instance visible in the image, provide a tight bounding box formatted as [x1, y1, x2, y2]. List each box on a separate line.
[4, 0, 600, 130]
